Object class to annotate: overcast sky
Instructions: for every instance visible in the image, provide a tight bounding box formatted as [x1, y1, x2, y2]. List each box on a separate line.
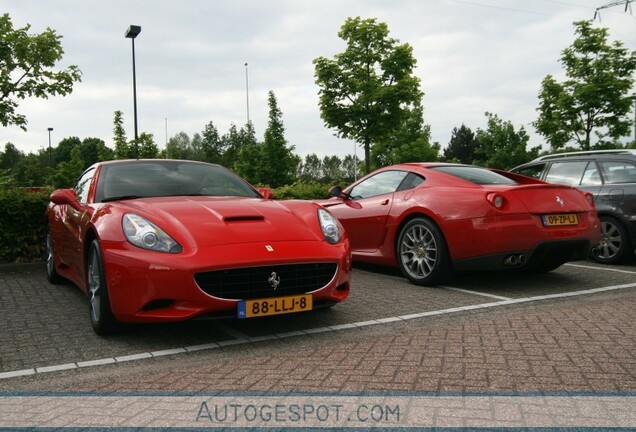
[3, 0, 636, 159]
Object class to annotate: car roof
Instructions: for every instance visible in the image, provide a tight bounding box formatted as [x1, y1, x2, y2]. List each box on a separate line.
[531, 149, 636, 162]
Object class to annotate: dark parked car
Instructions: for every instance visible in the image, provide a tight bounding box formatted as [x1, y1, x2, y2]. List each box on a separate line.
[511, 150, 636, 264]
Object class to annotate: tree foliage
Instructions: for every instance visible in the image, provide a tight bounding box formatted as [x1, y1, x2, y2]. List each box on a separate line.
[259, 91, 297, 187]
[0, 13, 82, 130]
[475, 113, 540, 169]
[314, 17, 423, 174]
[534, 20, 636, 150]
[112, 111, 158, 159]
[442, 125, 479, 164]
[371, 106, 438, 169]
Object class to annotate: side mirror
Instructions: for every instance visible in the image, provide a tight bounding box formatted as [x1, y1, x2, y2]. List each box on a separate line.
[328, 185, 345, 199]
[50, 189, 82, 211]
[258, 188, 274, 200]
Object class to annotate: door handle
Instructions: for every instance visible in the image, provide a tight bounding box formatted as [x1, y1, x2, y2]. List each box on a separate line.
[380, 199, 389, 205]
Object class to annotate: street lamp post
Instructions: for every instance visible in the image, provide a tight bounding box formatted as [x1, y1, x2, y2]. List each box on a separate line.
[125, 25, 141, 141]
[245, 62, 250, 124]
[47, 127, 53, 167]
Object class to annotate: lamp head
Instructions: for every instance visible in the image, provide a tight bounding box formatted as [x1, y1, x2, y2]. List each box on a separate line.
[125, 25, 141, 39]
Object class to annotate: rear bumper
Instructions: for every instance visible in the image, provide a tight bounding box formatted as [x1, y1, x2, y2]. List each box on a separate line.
[453, 238, 592, 271]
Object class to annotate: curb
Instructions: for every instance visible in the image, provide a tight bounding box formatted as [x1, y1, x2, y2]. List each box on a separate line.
[0, 262, 45, 274]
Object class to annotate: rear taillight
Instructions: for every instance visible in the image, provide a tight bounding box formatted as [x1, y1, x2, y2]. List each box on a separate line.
[584, 192, 595, 208]
[486, 193, 507, 210]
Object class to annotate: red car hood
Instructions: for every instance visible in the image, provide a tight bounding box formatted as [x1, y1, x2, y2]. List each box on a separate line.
[117, 196, 321, 246]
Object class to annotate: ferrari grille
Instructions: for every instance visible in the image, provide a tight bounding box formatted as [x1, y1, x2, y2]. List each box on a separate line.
[194, 263, 338, 300]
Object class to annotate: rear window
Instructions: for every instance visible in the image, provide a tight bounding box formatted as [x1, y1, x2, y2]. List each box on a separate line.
[430, 166, 517, 185]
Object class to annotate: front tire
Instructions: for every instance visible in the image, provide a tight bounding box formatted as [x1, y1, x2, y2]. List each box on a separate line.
[87, 239, 120, 335]
[397, 217, 451, 286]
[45, 227, 64, 284]
[592, 216, 630, 264]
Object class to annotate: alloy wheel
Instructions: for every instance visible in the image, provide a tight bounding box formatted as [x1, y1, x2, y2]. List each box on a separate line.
[399, 222, 438, 280]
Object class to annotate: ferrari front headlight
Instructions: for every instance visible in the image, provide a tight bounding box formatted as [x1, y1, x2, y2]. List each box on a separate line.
[318, 208, 342, 244]
[122, 213, 182, 253]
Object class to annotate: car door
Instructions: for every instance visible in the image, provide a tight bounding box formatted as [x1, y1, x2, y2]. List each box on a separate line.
[60, 168, 96, 278]
[330, 170, 408, 251]
[544, 160, 604, 198]
[597, 159, 636, 219]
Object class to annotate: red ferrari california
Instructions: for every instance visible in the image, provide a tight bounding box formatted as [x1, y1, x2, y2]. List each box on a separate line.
[46, 159, 350, 334]
[322, 163, 601, 286]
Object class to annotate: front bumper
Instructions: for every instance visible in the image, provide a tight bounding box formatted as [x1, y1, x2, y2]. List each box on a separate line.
[100, 240, 351, 323]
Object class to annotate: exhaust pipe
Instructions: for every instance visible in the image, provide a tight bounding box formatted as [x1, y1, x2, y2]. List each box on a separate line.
[503, 255, 518, 266]
[503, 254, 527, 267]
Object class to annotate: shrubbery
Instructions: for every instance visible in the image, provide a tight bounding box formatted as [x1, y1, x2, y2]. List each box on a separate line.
[0, 188, 51, 263]
[271, 181, 333, 200]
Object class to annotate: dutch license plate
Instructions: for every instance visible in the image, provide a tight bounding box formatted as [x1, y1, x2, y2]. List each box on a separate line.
[238, 294, 312, 319]
[542, 213, 579, 226]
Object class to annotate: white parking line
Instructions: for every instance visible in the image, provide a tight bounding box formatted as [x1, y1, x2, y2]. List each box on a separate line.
[440, 286, 512, 300]
[1, 281, 635, 381]
[565, 262, 636, 275]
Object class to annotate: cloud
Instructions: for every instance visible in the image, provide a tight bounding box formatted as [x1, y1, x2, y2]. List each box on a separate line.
[2, 0, 635, 158]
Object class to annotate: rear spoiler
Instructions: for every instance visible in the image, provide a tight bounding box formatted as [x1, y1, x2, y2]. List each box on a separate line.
[490, 168, 547, 185]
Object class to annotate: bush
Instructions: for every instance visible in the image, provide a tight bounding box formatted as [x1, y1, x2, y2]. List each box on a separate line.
[271, 181, 333, 200]
[0, 188, 51, 263]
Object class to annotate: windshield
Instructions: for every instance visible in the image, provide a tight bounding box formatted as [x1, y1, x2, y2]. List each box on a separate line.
[430, 166, 517, 185]
[96, 160, 261, 202]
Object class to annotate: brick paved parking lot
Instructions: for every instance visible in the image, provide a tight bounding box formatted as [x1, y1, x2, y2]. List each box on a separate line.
[0, 260, 634, 394]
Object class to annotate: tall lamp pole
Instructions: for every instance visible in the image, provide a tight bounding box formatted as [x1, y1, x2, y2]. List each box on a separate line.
[125, 25, 141, 141]
[245, 62, 250, 124]
[47, 127, 53, 167]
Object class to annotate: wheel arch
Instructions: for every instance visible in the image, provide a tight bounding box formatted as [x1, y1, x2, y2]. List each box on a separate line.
[393, 211, 447, 259]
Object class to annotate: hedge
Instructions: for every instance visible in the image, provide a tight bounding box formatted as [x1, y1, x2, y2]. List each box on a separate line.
[0, 188, 51, 264]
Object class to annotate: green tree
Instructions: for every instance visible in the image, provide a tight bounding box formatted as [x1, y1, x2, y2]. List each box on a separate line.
[80, 137, 111, 167]
[53, 136, 81, 166]
[201, 121, 223, 164]
[137, 133, 159, 159]
[534, 20, 636, 150]
[219, 126, 242, 169]
[371, 106, 438, 168]
[442, 125, 479, 164]
[314, 17, 423, 174]
[0, 13, 82, 130]
[299, 153, 322, 181]
[322, 155, 343, 183]
[113, 110, 129, 159]
[341, 154, 359, 183]
[258, 91, 296, 187]
[15, 151, 48, 186]
[49, 146, 83, 188]
[234, 123, 261, 184]
[166, 132, 194, 160]
[476, 112, 540, 169]
[0, 143, 24, 170]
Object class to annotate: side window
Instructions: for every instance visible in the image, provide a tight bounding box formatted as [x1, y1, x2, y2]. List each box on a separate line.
[349, 170, 408, 200]
[544, 161, 588, 186]
[514, 163, 546, 179]
[75, 168, 95, 204]
[579, 161, 602, 186]
[397, 172, 425, 192]
[600, 161, 636, 184]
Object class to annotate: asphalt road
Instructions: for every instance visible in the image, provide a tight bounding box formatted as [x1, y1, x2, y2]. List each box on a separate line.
[1, 259, 635, 393]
